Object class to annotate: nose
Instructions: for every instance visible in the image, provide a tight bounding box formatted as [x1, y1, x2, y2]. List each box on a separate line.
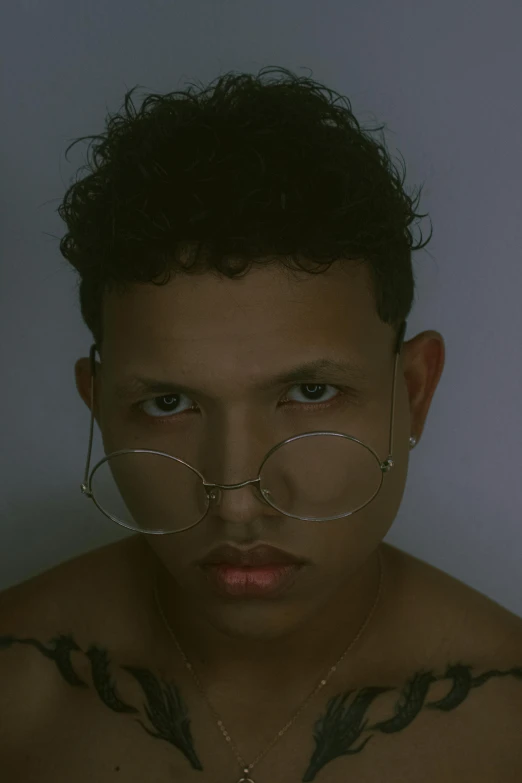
[205, 477, 271, 522]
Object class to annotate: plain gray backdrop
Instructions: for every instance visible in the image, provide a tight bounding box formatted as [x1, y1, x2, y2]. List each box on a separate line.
[1, 0, 521, 616]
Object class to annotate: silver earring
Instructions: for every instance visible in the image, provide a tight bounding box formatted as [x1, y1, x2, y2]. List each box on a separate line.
[409, 436, 417, 449]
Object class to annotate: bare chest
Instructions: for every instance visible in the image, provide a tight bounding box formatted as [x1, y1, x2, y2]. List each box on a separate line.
[7, 654, 521, 783]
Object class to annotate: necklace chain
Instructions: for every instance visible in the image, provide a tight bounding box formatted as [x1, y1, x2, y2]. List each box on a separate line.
[153, 548, 383, 782]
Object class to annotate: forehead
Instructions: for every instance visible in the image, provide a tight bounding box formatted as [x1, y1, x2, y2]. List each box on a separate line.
[101, 263, 389, 372]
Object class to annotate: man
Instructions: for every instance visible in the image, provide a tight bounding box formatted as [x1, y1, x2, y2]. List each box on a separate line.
[1, 263, 521, 781]
[1, 68, 521, 780]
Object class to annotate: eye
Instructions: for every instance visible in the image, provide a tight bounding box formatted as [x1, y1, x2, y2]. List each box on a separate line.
[285, 383, 342, 406]
[137, 383, 348, 420]
[139, 392, 195, 418]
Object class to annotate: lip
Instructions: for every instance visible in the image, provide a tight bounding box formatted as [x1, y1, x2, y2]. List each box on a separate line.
[199, 543, 306, 568]
[202, 564, 303, 598]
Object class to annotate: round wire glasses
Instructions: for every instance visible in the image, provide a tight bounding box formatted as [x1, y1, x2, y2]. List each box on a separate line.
[80, 321, 407, 534]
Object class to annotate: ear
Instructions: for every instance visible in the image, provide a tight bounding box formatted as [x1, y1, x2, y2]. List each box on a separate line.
[401, 330, 445, 443]
[74, 357, 96, 414]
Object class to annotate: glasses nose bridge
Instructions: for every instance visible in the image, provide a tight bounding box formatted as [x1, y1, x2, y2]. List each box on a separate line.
[202, 475, 268, 507]
[203, 475, 263, 492]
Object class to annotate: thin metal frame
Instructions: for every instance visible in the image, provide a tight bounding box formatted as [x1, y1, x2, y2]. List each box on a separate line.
[80, 321, 407, 534]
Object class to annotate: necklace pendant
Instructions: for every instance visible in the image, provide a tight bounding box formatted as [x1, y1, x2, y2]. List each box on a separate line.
[237, 772, 255, 782]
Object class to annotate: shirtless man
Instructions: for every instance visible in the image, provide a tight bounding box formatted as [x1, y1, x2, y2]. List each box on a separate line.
[1, 262, 521, 782]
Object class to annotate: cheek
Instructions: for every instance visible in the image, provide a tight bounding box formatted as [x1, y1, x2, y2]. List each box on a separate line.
[304, 458, 409, 578]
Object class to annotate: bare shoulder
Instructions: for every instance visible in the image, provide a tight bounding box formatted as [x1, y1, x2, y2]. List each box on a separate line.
[0, 535, 155, 773]
[376, 545, 522, 775]
[382, 544, 522, 737]
[383, 543, 522, 656]
[0, 539, 147, 709]
[0, 535, 151, 654]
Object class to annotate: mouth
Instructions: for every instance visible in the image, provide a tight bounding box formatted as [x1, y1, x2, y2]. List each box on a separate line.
[201, 563, 304, 599]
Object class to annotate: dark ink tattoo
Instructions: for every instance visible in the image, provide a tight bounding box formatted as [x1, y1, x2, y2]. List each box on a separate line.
[303, 664, 522, 781]
[1, 633, 520, 780]
[120, 663, 203, 770]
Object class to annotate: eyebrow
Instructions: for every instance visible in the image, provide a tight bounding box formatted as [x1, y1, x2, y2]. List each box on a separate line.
[113, 358, 368, 400]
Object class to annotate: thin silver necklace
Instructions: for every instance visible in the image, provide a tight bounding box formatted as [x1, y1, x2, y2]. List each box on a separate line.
[153, 548, 384, 783]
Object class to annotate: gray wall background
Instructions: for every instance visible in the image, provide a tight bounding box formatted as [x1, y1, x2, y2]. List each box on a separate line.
[1, 0, 521, 616]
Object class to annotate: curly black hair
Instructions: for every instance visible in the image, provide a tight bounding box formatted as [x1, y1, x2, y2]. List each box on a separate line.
[56, 65, 433, 351]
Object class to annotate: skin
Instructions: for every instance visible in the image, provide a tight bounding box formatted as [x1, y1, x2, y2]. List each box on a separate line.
[74, 260, 445, 696]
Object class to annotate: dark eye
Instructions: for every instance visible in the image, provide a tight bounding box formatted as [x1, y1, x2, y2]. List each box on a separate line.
[284, 383, 341, 405]
[140, 393, 192, 418]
